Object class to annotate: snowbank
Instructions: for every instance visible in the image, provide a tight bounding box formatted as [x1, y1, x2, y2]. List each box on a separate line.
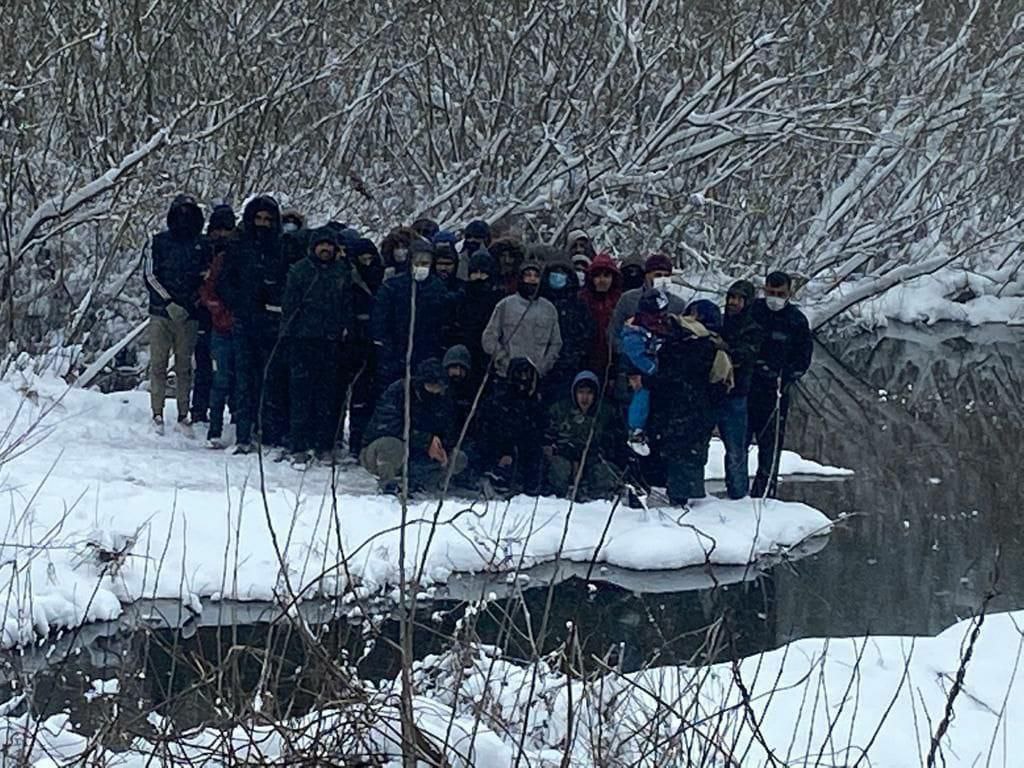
[0, 376, 839, 648]
[1, 609, 1018, 766]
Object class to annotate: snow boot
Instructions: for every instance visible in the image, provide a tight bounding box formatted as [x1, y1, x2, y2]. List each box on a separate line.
[152, 414, 165, 436]
[627, 430, 650, 457]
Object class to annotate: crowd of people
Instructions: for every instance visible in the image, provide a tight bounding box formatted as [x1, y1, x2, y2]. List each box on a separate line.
[144, 194, 814, 506]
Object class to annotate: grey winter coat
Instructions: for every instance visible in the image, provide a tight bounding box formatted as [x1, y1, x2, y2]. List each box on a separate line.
[481, 293, 562, 377]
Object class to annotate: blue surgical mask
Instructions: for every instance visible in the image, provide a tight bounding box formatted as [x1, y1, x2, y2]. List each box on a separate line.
[548, 272, 568, 290]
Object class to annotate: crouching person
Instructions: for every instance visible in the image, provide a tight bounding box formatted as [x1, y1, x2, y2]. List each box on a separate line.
[281, 228, 352, 467]
[477, 358, 546, 496]
[360, 358, 468, 494]
[544, 371, 623, 501]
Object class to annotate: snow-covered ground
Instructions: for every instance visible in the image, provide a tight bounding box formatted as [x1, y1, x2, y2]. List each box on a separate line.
[0, 374, 842, 649]
[0, 609, 1016, 766]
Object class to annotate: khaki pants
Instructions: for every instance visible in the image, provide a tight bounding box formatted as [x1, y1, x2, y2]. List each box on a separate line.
[360, 437, 468, 488]
[149, 314, 199, 419]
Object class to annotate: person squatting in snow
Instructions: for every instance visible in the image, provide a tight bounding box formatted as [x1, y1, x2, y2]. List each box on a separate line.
[143, 195, 814, 504]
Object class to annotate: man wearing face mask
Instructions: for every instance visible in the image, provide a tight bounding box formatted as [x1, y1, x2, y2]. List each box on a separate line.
[619, 255, 646, 292]
[608, 254, 687, 357]
[747, 271, 813, 498]
[481, 261, 562, 381]
[457, 219, 492, 280]
[370, 238, 454, 395]
[280, 209, 308, 266]
[565, 228, 596, 282]
[431, 231, 461, 292]
[380, 226, 418, 281]
[217, 195, 290, 453]
[539, 259, 595, 403]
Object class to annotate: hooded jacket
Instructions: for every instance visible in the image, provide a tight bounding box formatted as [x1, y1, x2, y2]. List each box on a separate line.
[479, 358, 546, 461]
[544, 370, 623, 463]
[280, 229, 353, 342]
[451, 249, 504, 377]
[750, 298, 813, 385]
[198, 229, 239, 333]
[145, 195, 210, 319]
[722, 304, 764, 398]
[218, 196, 287, 326]
[348, 238, 385, 343]
[578, 253, 623, 376]
[540, 260, 595, 385]
[481, 282, 562, 378]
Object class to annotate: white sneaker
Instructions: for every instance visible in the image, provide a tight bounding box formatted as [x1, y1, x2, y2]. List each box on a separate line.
[627, 430, 650, 457]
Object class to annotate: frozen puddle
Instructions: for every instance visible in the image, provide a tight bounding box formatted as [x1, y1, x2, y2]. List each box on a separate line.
[0, 376, 840, 648]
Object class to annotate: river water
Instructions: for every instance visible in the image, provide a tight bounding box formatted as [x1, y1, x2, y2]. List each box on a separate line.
[6, 322, 1022, 730]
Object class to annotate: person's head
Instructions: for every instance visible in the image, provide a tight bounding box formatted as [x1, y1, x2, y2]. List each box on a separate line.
[566, 228, 594, 259]
[349, 238, 381, 268]
[463, 219, 492, 255]
[725, 279, 756, 316]
[636, 288, 672, 335]
[490, 237, 525, 277]
[167, 194, 204, 239]
[518, 261, 542, 299]
[380, 226, 418, 271]
[586, 253, 621, 296]
[764, 271, 792, 311]
[432, 231, 458, 277]
[542, 262, 576, 297]
[206, 204, 236, 240]
[416, 358, 447, 395]
[410, 239, 434, 282]
[309, 229, 338, 262]
[685, 299, 723, 333]
[412, 217, 439, 241]
[508, 358, 538, 397]
[443, 345, 472, 384]
[571, 254, 591, 284]
[643, 254, 674, 289]
[572, 371, 600, 413]
[620, 255, 646, 292]
[243, 196, 281, 237]
[281, 210, 305, 234]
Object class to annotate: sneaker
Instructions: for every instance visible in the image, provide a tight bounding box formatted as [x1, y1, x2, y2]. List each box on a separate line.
[627, 430, 650, 457]
[232, 442, 253, 455]
[205, 437, 225, 450]
[152, 415, 165, 436]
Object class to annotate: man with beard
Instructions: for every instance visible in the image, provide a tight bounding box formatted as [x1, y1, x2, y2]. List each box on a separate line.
[370, 239, 454, 394]
[431, 231, 461, 293]
[346, 237, 385, 458]
[217, 195, 289, 453]
[579, 253, 623, 379]
[361, 358, 468, 494]
[619, 255, 646, 293]
[539, 259, 595, 403]
[145, 194, 210, 434]
[747, 271, 813, 498]
[489, 237, 526, 296]
[718, 280, 764, 499]
[281, 228, 352, 467]
[481, 261, 562, 381]
[457, 219, 491, 280]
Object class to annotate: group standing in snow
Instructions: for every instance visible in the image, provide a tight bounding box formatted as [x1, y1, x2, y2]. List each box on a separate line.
[144, 194, 813, 506]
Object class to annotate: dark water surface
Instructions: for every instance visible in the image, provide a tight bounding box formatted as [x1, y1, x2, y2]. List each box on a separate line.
[6, 323, 1021, 730]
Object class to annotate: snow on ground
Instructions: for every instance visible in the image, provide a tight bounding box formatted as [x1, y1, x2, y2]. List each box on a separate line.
[0, 609, 1018, 766]
[0, 374, 839, 648]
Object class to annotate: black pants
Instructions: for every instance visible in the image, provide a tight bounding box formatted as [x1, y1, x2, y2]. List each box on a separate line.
[347, 340, 376, 457]
[255, 319, 290, 447]
[746, 379, 790, 498]
[289, 339, 341, 454]
[190, 318, 213, 422]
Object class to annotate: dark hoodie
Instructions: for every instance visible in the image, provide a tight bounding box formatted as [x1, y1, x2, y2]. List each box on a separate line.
[348, 238, 385, 342]
[490, 238, 526, 296]
[453, 249, 504, 377]
[364, 358, 458, 455]
[540, 260, 595, 386]
[280, 228, 352, 341]
[218, 196, 287, 325]
[145, 195, 209, 319]
[481, 357, 545, 464]
[579, 253, 623, 376]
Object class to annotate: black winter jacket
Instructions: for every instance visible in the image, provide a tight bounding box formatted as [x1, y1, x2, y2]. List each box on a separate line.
[648, 321, 718, 443]
[281, 253, 352, 341]
[479, 380, 546, 461]
[540, 262, 595, 383]
[749, 299, 813, 385]
[370, 273, 453, 386]
[722, 309, 765, 398]
[217, 197, 287, 326]
[145, 196, 209, 318]
[364, 379, 458, 456]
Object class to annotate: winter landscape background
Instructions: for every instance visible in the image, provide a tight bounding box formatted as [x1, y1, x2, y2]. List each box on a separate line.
[1, 0, 1023, 765]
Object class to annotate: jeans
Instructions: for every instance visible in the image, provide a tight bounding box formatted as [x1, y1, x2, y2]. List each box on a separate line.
[627, 387, 650, 431]
[716, 396, 749, 500]
[207, 330, 238, 440]
[191, 318, 213, 421]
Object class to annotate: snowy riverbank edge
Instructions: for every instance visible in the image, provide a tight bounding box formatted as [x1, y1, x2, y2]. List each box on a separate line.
[0, 376, 841, 650]
[0, 608, 1017, 767]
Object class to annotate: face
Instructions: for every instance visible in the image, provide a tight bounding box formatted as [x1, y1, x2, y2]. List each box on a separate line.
[469, 270, 489, 282]
[208, 227, 232, 241]
[435, 258, 456, 277]
[764, 283, 791, 301]
[463, 238, 483, 254]
[392, 247, 409, 263]
[314, 242, 336, 261]
[253, 210, 274, 228]
[726, 293, 746, 315]
[447, 365, 467, 382]
[500, 253, 519, 272]
[645, 269, 671, 287]
[575, 386, 596, 411]
[592, 271, 614, 293]
[412, 256, 433, 272]
[570, 239, 589, 256]
[358, 251, 376, 266]
[522, 269, 540, 286]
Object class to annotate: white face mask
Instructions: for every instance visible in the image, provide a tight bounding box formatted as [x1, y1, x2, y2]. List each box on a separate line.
[412, 265, 430, 282]
[653, 276, 672, 290]
[282, 222, 299, 233]
[765, 296, 788, 312]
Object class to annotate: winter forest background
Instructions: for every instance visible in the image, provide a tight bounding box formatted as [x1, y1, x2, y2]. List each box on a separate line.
[2, 0, 1023, 370]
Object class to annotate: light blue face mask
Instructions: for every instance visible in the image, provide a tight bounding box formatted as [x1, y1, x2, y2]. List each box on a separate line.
[548, 272, 569, 290]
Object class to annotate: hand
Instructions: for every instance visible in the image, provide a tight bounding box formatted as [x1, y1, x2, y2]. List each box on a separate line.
[628, 374, 642, 391]
[498, 455, 513, 468]
[428, 436, 448, 466]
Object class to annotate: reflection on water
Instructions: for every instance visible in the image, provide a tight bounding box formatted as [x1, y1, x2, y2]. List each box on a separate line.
[7, 322, 1020, 729]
